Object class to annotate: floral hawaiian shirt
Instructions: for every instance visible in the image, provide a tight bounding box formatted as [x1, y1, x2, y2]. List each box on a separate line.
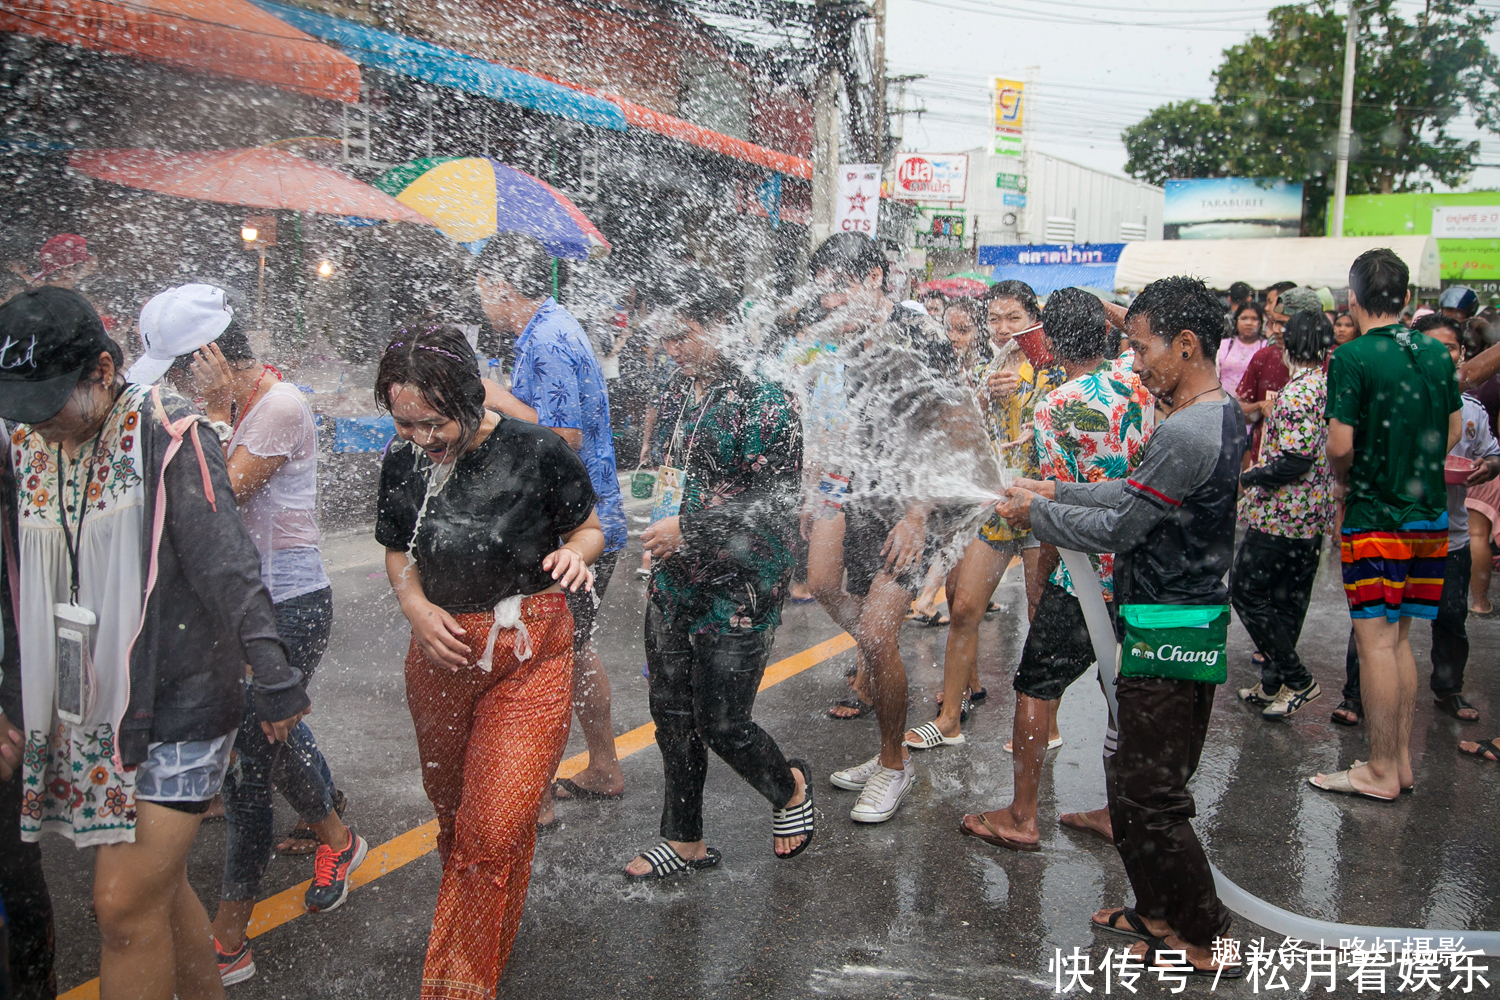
[648, 367, 803, 634]
[1239, 366, 1335, 539]
[1033, 354, 1154, 599]
[976, 355, 1065, 545]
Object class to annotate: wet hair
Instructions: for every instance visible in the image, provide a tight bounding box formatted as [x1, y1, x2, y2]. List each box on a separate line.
[808, 232, 888, 284]
[166, 310, 256, 381]
[1282, 310, 1334, 364]
[671, 269, 739, 329]
[1124, 275, 1226, 358]
[943, 298, 985, 329]
[1348, 248, 1410, 316]
[1266, 280, 1297, 297]
[1041, 288, 1110, 363]
[374, 326, 486, 451]
[1228, 281, 1253, 304]
[982, 279, 1041, 321]
[1233, 302, 1265, 328]
[475, 231, 555, 300]
[1413, 312, 1462, 344]
[80, 337, 125, 386]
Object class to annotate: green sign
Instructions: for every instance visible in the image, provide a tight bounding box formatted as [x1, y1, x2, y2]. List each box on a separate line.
[1340, 191, 1500, 291]
[995, 173, 1026, 191]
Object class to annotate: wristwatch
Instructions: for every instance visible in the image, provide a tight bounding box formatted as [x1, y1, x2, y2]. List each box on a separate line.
[208, 420, 234, 443]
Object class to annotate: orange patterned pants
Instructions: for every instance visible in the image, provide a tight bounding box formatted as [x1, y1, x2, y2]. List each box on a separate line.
[404, 593, 575, 1000]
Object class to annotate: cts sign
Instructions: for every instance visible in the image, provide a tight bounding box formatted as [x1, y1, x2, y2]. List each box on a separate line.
[891, 153, 968, 204]
[835, 163, 882, 234]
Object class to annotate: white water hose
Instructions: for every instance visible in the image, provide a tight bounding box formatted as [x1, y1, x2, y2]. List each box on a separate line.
[1057, 548, 1499, 953]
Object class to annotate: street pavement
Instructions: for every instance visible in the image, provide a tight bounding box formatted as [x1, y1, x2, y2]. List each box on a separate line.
[38, 492, 1500, 998]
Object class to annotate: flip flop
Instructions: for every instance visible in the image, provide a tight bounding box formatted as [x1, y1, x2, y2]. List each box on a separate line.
[624, 843, 722, 880]
[551, 778, 623, 802]
[1307, 768, 1399, 802]
[1459, 738, 1500, 762]
[904, 721, 965, 749]
[1059, 812, 1113, 844]
[1004, 737, 1061, 754]
[1091, 907, 1153, 941]
[1350, 760, 1412, 793]
[1140, 940, 1245, 980]
[957, 813, 1040, 852]
[828, 694, 872, 720]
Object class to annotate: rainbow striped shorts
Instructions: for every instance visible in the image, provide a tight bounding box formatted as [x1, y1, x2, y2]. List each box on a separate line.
[1340, 516, 1448, 623]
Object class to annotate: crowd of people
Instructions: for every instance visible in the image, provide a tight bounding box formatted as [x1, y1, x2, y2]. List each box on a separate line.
[0, 227, 1495, 997]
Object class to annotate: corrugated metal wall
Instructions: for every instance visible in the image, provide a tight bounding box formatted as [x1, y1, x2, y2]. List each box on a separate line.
[960, 147, 1163, 247]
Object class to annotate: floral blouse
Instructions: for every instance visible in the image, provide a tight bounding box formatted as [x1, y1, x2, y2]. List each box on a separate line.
[1033, 354, 1155, 599]
[13, 384, 148, 846]
[1239, 366, 1335, 539]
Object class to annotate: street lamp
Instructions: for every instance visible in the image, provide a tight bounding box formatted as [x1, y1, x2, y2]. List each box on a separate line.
[240, 215, 276, 327]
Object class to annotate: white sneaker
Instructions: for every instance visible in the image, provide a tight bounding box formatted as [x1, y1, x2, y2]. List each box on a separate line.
[849, 763, 916, 823]
[1262, 680, 1321, 719]
[830, 754, 886, 791]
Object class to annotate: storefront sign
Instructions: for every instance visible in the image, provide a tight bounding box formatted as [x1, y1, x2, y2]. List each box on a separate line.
[993, 77, 1024, 158]
[978, 243, 1124, 267]
[995, 173, 1026, 191]
[1164, 178, 1302, 239]
[914, 212, 966, 250]
[1003, 193, 1027, 207]
[1432, 205, 1500, 239]
[891, 153, 968, 204]
[835, 163, 882, 234]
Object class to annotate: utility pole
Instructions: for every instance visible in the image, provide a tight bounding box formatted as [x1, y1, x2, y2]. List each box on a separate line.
[811, 0, 843, 247]
[1331, 1, 1361, 238]
[872, 0, 886, 164]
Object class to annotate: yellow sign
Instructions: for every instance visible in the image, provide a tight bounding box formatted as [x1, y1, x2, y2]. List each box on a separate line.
[993, 78, 1025, 133]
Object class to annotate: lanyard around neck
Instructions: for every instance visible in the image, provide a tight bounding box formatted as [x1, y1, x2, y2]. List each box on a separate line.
[56, 422, 109, 606]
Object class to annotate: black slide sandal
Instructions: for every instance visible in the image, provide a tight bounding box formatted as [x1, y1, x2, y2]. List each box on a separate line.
[624, 843, 722, 880]
[771, 758, 815, 859]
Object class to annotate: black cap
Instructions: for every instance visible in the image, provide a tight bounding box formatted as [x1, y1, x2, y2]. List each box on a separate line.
[0, 287, 114, 424]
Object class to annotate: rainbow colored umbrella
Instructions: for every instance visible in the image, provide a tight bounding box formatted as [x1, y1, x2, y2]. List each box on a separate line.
[374, 157, 610, 260]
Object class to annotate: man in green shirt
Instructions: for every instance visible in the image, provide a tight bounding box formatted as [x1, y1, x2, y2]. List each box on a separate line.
[1315, 248, 1461, 802]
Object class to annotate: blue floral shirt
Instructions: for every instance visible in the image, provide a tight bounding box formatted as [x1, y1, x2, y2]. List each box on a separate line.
[511, 299, 627, 552]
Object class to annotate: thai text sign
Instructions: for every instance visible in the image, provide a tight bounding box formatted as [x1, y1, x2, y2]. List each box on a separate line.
[891, 153, 968, 204]
[1432, 205, 1500, 239]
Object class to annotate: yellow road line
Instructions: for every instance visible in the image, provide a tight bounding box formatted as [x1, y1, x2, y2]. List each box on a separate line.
[60, 630, 856, 1000]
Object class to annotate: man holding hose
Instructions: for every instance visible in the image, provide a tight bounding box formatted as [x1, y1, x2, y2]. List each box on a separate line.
[998, 276, 1244, 980]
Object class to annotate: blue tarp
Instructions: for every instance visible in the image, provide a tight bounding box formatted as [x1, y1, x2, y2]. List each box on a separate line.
[332, 414, 396, 454]
[253, 1, 628, 132]
[988, 263, 1118, 296]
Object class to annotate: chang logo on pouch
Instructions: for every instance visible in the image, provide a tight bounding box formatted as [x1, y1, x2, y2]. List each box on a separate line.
[1129, 641, 1155, 660]
[1155, 644, 1220, 667]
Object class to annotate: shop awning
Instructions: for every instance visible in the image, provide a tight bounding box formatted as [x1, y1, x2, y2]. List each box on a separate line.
[252, 0, 628, 132]
[0, 0, 361, 103]
[1114, 235, 1442, 291]
[603, 95, 812, 181]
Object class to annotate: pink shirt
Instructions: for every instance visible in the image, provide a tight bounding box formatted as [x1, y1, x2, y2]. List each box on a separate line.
[1217, 336, 1265, 397]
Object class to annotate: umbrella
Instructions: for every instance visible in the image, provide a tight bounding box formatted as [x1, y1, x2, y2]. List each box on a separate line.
[69, 147, 433, 224]
[920, 276, 990, 299]
[374, 156, 610, 260]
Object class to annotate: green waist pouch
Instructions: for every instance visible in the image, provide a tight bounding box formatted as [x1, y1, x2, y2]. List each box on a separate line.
[1118, 604, 1230, 684]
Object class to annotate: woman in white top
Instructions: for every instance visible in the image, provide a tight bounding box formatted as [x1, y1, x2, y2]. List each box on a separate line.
[133, 285, 360, 985]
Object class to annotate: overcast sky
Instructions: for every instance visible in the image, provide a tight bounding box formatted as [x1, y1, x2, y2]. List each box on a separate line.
[882, 0, 1500, 192]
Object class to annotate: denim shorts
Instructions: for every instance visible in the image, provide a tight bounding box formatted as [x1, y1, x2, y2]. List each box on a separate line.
[135, 731, 237, 807]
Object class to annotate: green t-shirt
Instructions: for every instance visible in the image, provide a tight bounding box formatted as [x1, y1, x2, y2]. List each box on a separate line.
[1326, 323, 1462, 530]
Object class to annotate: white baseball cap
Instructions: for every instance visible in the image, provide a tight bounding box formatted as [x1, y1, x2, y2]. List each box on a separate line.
[125, 284, 234, 385]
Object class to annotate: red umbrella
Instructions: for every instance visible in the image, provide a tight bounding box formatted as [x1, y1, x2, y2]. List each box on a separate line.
[69, 147, 433, 224]
[919, 276, 990, 299]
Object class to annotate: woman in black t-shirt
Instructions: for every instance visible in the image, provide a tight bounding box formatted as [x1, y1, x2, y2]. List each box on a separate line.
[373, 327, 603, 999]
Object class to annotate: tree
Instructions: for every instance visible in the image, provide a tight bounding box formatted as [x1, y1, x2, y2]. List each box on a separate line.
[1122, 0, 1500, 235]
